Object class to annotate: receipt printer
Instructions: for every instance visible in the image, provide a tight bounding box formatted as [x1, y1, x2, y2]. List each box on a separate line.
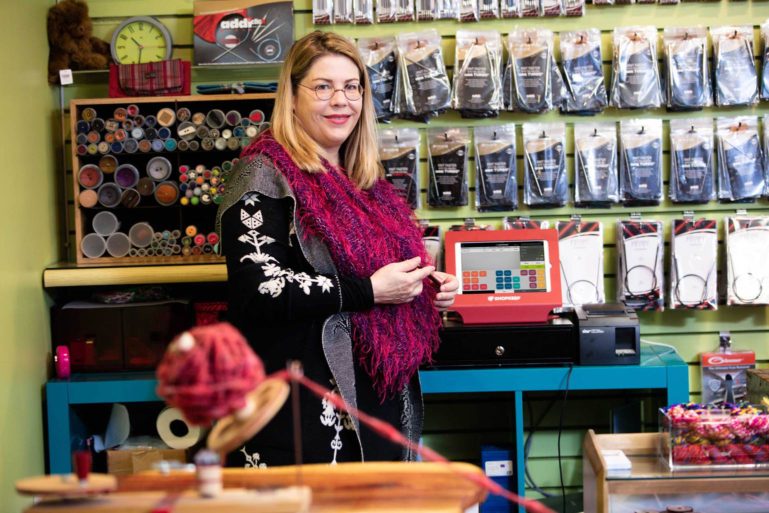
[574, 304, 640, 365]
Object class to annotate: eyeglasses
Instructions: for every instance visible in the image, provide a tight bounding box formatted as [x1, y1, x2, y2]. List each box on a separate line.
[298, 82, 363, 101]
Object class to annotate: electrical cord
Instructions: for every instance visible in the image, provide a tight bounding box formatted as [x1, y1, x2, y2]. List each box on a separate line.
[524, 398, 557, 497]
[557, 364, 573, 513]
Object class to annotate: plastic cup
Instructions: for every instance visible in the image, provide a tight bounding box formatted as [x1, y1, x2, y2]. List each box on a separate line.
[114, 164, 139, 188]
[92, 211, 119, 236]
[81, 233, 106, 258]
[129, 222, 154, 248]
[97, 183, 122, 208]
[106, 232, 131, 257]
[77, 164, 103, 189]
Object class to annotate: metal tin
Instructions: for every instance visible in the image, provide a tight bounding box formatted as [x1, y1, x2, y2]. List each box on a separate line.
[164, 138, 177, 151]
[114, 128, 127, 141]
[222, 129, 232, 140]
[138, 139, 152, 153]
[157, 108, 176, 127]
[105, 119, 120, 132]
[97, 141, 110, 154]
[126, 104, 140, 117]
[249, 109, 265, 124]
[206, 109, 226, 129]
[192, 112, 206, 126]
[147, 156, 173, 181]
[177, 107, 192, 122]
[110, 141, 124, 154]
[226, 110, 242, 126]
[177, 140, 189, 151]
[144, 128, 158, 140]
[157, 127, 171, 139]
[201, 138, 214, 151]
[76, 120, 90, 134]
[122, 119, 135, 131]
[91, 118, 105, 132]
[78, 164, 103, 189]
[97, 182, 122, 208]
[81, 108, 97, 122]
[151, 139, 165, 152]
[120, 188, 141, 208]
[154, 181, 179, 206]
[131, 127, 145, 140]
[137, 177, 155, 196]
[98, 155, 118, 174]
[188, 140, 200, 151]
[227, 137, 240, 150]
[86, 143, 99, 155]
[177, 121, 197, 141]
[144, 115, 158, 128]
[78, 189, 98, 208]
[75, 133, 88, 145]
[114, 163, 139, 188]
[86, 131, 100, 144]
[215, 138, 227, 151]
[123, 138, 139, 153]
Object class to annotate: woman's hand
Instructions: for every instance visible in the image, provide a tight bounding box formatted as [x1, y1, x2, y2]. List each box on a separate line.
[370, 256, 434, 304]
[430, 271, 459, 311]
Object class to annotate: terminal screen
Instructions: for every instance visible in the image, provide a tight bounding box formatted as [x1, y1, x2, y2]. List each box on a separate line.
[457, 241, 549, 294]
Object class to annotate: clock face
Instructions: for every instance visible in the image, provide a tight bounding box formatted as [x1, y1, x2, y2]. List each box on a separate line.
[111, 17, 173, 65]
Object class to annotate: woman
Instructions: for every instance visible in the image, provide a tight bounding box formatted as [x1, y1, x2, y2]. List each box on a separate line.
[217, 31, 458, 468]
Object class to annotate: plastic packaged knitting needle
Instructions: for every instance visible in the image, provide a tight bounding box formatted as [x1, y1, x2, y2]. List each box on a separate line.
[663, 27, 712, 111]
[358, 37, 397, 123]
[474, 124, 517, 212]
[574, 122, 618, 207]
[353, 0, 374, 23]
[523, 122, 568, 208]
[761, 21, 769, 100]
[764, 114, 769, 180]
[313, 0, 334, 24]
[334, 0, 354, 23]
[540, 0, 563, 16]
[395, 30, 451, 122]
[379, 128, 421, 210]
[519, 0, 538, 17]
[458, 0, 480, 21]
[711, 25, 758, 107]
[559, 29, 608, 114]
[557, 220, 605, 306]
[503, 217, 549, 229]
[396, 0, 416, 21]
[563, 0, 585, 16]
[726, 216, 769, 305]
[610, 27, 663, 109]
[452, 30, 503, 119]
[669, 118, 715, 204]
[507, 29, 556, 113]
[427, 127, 470, 207]
[437, 0, 459, 19]
[478, 0, 500, 18]
[619, 119, 663, 205]
[716, 116, 765, 202]
[500, 0, 521, 17]
[376, 0, 397, 22]
[617, 219, 664, 311]
[670, 217, 717, 310]
[416, 0, 436, 20]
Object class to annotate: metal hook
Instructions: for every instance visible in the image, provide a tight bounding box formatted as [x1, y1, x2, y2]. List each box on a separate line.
[493, 130, 497, 140]
[639, 125, 645, 135]
[593, 128, 598, 137]
[444, 131, 449, 141]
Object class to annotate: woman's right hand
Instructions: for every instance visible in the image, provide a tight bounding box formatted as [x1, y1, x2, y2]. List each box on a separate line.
[370, 256, 435, 304]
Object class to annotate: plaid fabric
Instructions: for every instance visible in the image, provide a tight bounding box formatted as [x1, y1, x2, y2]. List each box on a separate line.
[110, 59, 189, 97]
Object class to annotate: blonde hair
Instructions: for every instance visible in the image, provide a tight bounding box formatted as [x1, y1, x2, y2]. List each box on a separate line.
[271, 31, 382, 190]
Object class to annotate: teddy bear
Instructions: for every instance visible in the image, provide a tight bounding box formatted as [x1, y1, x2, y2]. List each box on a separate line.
[47, 0, 111, 84]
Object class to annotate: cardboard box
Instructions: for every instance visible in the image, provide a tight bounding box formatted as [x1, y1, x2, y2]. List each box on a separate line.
[107, 448, 186, 476]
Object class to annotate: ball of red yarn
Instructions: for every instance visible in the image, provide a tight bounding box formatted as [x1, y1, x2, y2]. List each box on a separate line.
[156, 322, 265, 425]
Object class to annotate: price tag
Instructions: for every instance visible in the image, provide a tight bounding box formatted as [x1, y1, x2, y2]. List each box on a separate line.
[59, 69, 74, 85]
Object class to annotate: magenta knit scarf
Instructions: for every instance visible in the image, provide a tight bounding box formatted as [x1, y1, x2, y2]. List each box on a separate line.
[242, 131, 441, 399]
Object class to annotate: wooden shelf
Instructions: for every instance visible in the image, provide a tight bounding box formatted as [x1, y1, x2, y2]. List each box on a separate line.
[43, 262, 227, 287]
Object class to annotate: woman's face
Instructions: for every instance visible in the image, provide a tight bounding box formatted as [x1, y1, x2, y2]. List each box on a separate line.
[293, 54, 363, 163]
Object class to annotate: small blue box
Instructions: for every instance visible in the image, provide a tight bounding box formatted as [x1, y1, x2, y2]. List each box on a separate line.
[480, 444, 514, 513]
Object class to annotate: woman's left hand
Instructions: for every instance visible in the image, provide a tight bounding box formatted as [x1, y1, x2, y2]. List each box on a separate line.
[430, 271, 459, 311]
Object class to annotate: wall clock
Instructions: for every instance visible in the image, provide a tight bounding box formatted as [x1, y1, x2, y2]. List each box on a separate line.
[110, 16, 173, 65]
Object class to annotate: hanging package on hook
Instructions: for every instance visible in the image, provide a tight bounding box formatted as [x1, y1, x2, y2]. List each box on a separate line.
[711, 25, 758, 107]
[726, 216, 769, 305]
[663, 27, 712, 111]
[506, 29, 562, 113]
[762, 21, 769, 100]
[618, 219, 664, 311]
[427, 127, 470, 207]
[313, 0, 334, 24]
[669, 118, 715, 204]
[334, 0, 354, 23]
[559, 29, 608, 114]
[503, 217, 550, 230]
[358, 37, 397, 123]
[378, 127, 421, 210]
[523, 122, 568, 207]
[610, 26, 663, 109]
[458, 0, 480, 21]
[519, 0, 538, 16]
[376, 0, 397, 22]
[563, 0, 585, 16]
[452, 30, 503, 119]
[474, 124, 517, 212]
[500, 0, 521, 17]
[574, 122, 618, 207]
[557, 220, 605, 307]
[701, 332, 755, 406]
[479, 0, 501, 18]
[540, 0, 563, 16]
[670, 218, 718, 310]
[619, 119, 663, 205]
[353, 0, 374, 23]
[716, 116, 765, 202]
[395, 30, 451, 122]
[416, 0, 436, 20]
[437, 0, 459, 19]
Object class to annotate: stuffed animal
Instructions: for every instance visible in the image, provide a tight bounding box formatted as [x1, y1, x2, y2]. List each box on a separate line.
[47, 0, 111, 84]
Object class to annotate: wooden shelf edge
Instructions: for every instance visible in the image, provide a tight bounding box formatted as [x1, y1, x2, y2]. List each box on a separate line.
[43, 263, 227, 287]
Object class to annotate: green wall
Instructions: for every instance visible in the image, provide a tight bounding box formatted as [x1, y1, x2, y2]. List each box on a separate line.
[0, 1, 59, 510]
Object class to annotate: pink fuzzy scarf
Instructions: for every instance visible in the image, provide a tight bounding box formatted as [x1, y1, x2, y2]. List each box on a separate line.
[242, 131, 441, 399]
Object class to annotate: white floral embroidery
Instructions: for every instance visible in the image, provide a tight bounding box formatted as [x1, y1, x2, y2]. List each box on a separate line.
[240, 446, 267, 468]
[238, 206, 334, 298]
[320, 381, 354, 464]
